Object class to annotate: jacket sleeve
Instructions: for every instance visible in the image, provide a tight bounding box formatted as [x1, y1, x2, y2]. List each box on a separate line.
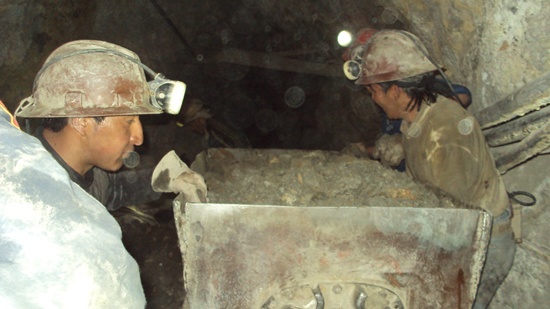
[0, 113, 146, 308]
[425, 140, 480, 203]
[418, 116, 508, 214]
[92, 167, 162, 211]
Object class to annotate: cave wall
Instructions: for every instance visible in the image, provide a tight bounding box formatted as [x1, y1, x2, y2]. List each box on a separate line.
[387, 0, 549, 112]
[1, 1, 548, 115]
[0, 0, 192, 112]
[0, 0, 381, 154]
[0, 0, 95, 108]
[0, 1, 548, 308]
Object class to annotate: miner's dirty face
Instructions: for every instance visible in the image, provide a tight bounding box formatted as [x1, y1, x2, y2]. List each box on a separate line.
[366, 84, 402, 119]
[85, 115, 144, 171]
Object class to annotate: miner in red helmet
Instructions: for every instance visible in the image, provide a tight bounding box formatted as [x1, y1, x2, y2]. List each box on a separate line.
[344, 29, 515, 309]
[343, 28, 472, 171]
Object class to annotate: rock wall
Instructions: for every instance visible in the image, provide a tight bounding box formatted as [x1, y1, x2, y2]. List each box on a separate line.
[386, 0, 549, 112]
[0, 0, 97, 108]
[0, 1, 548, 307]
[0, 0, 189, 112]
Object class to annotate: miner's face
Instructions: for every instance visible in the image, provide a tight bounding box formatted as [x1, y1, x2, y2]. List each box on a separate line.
[366, 84, 402, 120]
[85, 115, 144, 172]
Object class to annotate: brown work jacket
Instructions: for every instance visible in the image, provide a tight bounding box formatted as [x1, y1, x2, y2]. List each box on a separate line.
[401, 97, 509, 217]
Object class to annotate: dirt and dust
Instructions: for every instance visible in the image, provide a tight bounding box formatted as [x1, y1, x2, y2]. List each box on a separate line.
[113, 148, 474, 309]
[197, 148, 439, 207]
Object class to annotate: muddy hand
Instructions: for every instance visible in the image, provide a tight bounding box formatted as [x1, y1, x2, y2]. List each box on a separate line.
[375, 133, 404, 167]
[171, 170, 207, 202]
[151, 150, 207, 203]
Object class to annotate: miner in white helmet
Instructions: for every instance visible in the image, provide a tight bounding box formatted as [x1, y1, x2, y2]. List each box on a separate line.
[7, 39, 208, 307]
[15, 40, 205, 213]
[343, 29, 515, 308]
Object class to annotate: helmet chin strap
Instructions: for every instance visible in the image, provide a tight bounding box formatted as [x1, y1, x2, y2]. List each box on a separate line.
[14, 97, 34, 133]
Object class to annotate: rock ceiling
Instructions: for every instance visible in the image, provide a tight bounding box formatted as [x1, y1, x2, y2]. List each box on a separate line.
[149, 0, 405, 131]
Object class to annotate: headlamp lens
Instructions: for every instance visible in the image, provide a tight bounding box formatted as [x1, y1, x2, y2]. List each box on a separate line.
[343, 61, 362, 80]
[149, 77, 186, 115]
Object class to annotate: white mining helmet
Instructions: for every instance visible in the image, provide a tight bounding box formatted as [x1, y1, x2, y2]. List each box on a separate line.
[15, 40, 186, 118]
[343, 30, 440, 85]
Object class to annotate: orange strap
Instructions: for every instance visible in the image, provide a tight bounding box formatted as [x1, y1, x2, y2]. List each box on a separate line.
[0, 100, 20, 130]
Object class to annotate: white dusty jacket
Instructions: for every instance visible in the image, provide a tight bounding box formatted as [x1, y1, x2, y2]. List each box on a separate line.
[0, 102, 145, 309]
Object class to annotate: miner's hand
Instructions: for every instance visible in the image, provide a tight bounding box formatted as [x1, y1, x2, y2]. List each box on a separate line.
[151, 150, 207, 203]
[374, 133, 404, 168]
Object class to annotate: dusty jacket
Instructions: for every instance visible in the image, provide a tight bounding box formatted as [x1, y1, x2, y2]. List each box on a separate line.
[401, 97, 509, 216]
[0, 103, 146, 308]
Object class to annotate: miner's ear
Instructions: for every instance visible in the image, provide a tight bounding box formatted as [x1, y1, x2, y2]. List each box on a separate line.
[388, 84, 401, 99]
[68, 117, 88, 136]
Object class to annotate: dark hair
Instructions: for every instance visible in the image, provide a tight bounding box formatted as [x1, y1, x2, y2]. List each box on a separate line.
[380, 73, 472, 111]
[42, 116, 106, 132]
[378, 73, 436, 112]
[432, 79, 472, 108]
[42, 118, 68, 132]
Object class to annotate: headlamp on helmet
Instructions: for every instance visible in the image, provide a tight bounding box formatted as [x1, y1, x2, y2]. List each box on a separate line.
[117, 53, 186, 115]
[14, 41, 187, 119]
[343, 44, 366, 81]
[148, 73, 186, 115]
